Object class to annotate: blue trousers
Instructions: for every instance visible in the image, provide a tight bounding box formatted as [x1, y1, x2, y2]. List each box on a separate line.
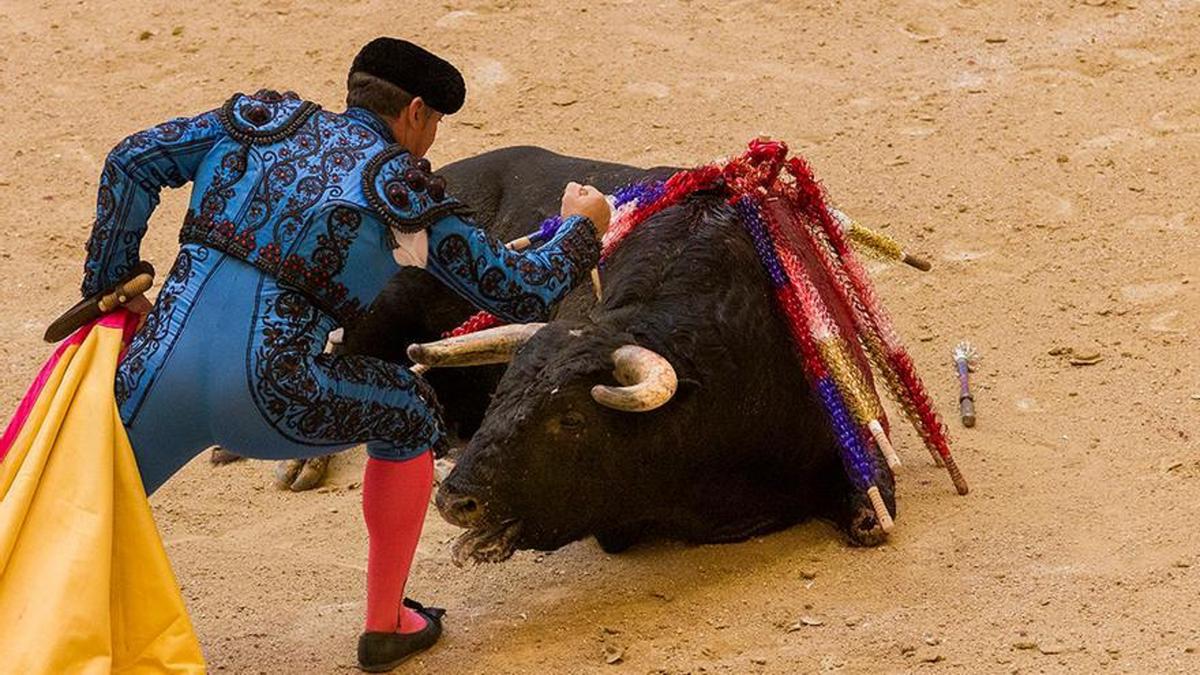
[118, 245, 444, 494]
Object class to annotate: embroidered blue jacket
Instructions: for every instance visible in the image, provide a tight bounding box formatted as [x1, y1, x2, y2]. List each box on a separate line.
[82, 89, 600, 327]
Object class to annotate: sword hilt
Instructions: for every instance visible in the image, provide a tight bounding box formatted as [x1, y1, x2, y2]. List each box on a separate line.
[44, 262, 156, 342]
[97, 272, 154, 312]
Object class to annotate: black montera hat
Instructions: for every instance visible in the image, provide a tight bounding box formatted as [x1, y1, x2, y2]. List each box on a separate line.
[350, 38, 466, 115]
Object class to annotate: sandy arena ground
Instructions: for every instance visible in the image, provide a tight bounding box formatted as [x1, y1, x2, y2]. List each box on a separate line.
[2, 0, 1199, 672]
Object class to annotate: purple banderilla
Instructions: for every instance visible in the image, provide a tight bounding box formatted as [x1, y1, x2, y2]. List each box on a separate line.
[953, 341, 979, 427]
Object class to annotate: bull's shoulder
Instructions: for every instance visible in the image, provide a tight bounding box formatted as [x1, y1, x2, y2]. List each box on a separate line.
[363, 145, 471, 234]
[442, 145, 633, 175]
[217, 89, 321, 145]
[441, 145, 663, 197]
[445, 145, 562, 168]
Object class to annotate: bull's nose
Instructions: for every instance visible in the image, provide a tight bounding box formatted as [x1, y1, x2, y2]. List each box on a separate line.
[436, 488, 486, 529]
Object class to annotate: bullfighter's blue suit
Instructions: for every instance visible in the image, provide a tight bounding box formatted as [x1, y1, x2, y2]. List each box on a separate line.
[82, 90, 600, 493]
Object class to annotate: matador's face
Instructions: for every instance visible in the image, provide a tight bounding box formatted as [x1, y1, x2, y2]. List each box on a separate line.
[406, 103, 443, 158]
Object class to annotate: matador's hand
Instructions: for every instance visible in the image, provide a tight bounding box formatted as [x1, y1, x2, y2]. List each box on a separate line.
[561, 182, 611, 235]
[124, 295, 153, 330]
[124, 295, 153, 316]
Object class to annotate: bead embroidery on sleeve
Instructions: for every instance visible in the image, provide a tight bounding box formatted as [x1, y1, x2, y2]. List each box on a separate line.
[424, 213, 600, 323]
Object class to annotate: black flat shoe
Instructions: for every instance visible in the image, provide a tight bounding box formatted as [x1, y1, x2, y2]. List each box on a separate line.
[357, 598, 446, 672]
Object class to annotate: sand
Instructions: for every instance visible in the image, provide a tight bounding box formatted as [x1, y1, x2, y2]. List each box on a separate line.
[2, 0, 1198, 672]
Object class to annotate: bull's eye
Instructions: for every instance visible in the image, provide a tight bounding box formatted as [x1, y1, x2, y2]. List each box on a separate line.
[560, 411, 586, 430]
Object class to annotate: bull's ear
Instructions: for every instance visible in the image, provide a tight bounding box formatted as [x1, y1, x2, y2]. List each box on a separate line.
[673, 377, 702, 401]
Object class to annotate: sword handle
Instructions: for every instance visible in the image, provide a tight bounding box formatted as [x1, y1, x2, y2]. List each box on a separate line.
[98, 272, 154, 312]
[506, 235, 534, 251]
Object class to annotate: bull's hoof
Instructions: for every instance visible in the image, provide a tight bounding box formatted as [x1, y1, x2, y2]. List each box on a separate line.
[842, 499, 890, 548]
[209, 446, 245, 465]
[596, 522, 651, 554]
[844, 506, 892, 542]
[595, 531, 636, 554]
[433, 457, 456, 487]
[274, 456, 331, 491]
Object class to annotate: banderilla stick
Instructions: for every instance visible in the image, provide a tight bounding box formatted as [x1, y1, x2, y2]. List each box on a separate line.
[953, 341, 979, 427]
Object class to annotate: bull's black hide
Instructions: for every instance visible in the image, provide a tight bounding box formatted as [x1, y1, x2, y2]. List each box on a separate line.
[343, 146, 894, 561]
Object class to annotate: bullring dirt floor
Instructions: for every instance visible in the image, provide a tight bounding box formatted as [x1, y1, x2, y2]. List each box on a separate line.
[2, 0, 1199, 672]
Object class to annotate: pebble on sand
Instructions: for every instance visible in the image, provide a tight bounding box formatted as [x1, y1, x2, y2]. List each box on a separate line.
[1068, 352, 1103, 366]
[603, 645, 625, 665]
[1037, 642, 1068, 655]
[786, 616, 825, 632]
[917, 648, 945, 663]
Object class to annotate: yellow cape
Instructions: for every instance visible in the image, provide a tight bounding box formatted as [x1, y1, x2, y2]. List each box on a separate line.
[0, 313, 204, 673]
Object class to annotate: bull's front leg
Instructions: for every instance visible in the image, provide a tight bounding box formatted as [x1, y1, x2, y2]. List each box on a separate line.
[206, 447, 333, 492]
[209, 446, 244, 465]
[662, 474, 801, 547]
[823, 445, 896, 548]
[274, 455, 333, 492]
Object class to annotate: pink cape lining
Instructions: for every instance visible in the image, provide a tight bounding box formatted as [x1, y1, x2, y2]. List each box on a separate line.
[0, 311, 139, 462]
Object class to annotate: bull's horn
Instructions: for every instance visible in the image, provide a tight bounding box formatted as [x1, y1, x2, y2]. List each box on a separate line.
[591, 345, 678, 412]
[407, 323, 546, 368]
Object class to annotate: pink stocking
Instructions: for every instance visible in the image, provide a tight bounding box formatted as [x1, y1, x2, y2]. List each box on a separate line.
[362, 453, 434, 634]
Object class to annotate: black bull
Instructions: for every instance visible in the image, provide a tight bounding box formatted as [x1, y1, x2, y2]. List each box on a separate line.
[343, 146, 896, 564]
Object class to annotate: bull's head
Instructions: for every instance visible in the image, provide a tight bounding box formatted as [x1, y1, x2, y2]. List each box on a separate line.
[408, 321, 679, 565]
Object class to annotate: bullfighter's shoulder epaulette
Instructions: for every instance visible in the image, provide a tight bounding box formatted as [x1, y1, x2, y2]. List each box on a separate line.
[363, 144, 471, 234]
[217, 89, 321, 145]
